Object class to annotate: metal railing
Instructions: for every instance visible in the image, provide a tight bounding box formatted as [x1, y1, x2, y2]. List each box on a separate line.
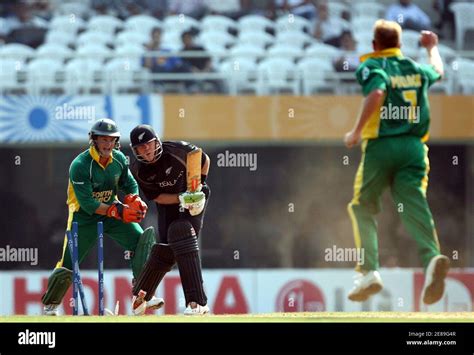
[0, 49, 472, 95]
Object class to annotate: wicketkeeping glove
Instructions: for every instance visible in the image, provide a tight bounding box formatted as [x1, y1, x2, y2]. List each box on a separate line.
[106, 201, 144, 223]
[124, 194, 148, 216]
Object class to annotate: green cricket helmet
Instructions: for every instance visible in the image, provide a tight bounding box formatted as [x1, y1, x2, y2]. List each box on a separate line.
[89, 118, 121, 149]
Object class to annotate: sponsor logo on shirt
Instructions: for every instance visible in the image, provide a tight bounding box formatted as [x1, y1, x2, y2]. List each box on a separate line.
[158, 170, 184, 188]
[92, 190, 113, 203]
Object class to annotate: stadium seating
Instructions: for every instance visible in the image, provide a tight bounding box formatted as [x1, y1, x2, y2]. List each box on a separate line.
[267, 44, 304, 61]
[161, 31, 183, 51]
[49, 16, 85, 34]
[114, 44, 145, 67]
[238, 15, 274, 33]
[202, 42, 228, 67]
[105, 58, 145, 94]
[402, 30, 422, 51]
[220, 58, 258, 94]
[77, 44, 112, 63]
[77, 31, 114, 47]
[37, 43, 73, 61]
[115, 31, 149, 47]
[450, 2, 474, 50]
[298, 57, 334, 94]
[275, 15, 312, 33]
[352, 2, 386, 18]
[27, 58, 63, 94]
[238, 30, 274, 48]
[305, 43, 341, 59]
[351, 17, 378, 34]
[327, 2, 349, 18]
[54, 2, 89, 19]
[0, 59, 24, 94]
[230, 44, 265, 63]
[257, 58, 299, 95]
[45, 30, 76, 47]
[276, 31, 313, 49]
[163, 15, 200, 34]
[0, 0, 471, 96]
[454, 58, 474, 94]
[88, 15, 123, 35]
[198, 30, 236, 48]
[65, 58, 103, 94]
[201, 15, 238, 32]
[124, 15, 162, 34]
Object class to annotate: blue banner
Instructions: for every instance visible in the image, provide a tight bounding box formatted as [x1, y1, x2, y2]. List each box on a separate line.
[0, 95, 163, 143]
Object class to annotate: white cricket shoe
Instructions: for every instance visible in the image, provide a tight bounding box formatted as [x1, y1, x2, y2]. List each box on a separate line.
[184, 302, 210, 315]
[43, 304, 59, 316]
[348, 270, 383, 302]
[422, 255, 450, 305]
[132, 290, 147, 316]
[146, 296, 165, 311]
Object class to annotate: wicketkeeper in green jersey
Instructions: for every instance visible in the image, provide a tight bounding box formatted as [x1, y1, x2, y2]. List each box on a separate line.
[344, 20, 450, 305]
[41, 118, 163, 315]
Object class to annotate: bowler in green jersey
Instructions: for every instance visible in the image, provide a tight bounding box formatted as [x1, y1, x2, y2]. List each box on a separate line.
[344, 20, 450, 305]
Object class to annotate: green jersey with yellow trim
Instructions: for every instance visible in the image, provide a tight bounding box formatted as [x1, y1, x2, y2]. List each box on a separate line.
[67, 146, 138, 218]
[356, 48, 441, 141]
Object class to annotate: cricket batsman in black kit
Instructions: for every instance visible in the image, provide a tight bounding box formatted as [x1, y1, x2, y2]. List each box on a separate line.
[129, 125, 210, 315]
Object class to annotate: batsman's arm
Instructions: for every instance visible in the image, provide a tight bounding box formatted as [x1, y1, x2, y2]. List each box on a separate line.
[154, 151, 210, 205]
[154, 193, 180, 205]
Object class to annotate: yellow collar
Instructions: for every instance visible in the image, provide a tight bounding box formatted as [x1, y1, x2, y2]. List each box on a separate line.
[89, 146, 113, 169]
[360, 48, 403, 63]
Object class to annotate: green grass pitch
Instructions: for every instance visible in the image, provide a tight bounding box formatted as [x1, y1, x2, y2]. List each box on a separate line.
[1, 312, 473, 323]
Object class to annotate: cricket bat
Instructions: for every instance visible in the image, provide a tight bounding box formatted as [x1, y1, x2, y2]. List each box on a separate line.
[186, 148, 202, 192]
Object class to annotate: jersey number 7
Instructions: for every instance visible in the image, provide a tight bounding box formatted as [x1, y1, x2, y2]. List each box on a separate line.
[402, 89, 419, 123]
